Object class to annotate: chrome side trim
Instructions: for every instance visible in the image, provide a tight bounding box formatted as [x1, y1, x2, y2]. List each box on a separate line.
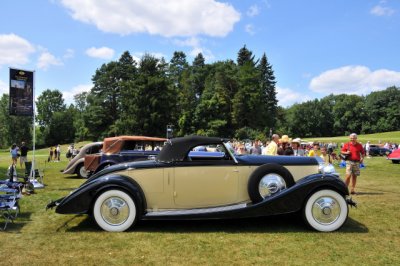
[145, 203, 247, 216]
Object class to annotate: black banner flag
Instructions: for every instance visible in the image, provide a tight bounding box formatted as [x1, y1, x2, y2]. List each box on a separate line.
[9, 68, 34, 116]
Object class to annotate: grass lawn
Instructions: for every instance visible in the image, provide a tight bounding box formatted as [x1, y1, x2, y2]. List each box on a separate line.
[1, 142, 400, 265]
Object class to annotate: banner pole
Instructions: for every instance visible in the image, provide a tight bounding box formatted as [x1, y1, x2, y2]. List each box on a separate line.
[30, 70, 36, 181]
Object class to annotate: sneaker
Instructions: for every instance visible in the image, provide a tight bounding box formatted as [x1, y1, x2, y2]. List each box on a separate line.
[350, 191, 357, 195]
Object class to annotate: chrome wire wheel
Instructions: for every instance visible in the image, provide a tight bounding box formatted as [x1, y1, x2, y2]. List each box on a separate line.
[258, 173, 287, 198]
[304, 189, 348, 232]
[93, 190, 137, 232]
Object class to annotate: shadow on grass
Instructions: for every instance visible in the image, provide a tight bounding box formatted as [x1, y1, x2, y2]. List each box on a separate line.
[1, 211, 33, 232]
[62, 213, 368, 234]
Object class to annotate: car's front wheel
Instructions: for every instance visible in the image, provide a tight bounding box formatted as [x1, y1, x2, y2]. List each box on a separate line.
[93, 189, 137, 232]
[303, 189, 348, 232]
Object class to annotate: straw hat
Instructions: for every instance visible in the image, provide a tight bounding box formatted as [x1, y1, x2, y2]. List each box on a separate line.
[280, 135, 291, 143]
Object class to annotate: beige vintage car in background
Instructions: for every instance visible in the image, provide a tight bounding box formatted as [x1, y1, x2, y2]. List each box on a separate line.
[62, 142, 103, 178]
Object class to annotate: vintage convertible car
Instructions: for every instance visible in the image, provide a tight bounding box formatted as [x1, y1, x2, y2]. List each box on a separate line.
[47, 136, 355, 232]
[84, 135, 166, 176]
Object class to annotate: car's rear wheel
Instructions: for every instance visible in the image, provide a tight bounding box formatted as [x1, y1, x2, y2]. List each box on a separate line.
[248, 164, 295, 203]
[303, 189, 348, 232]
[76, 163, 88, 178]
[93, 189, 137, 232]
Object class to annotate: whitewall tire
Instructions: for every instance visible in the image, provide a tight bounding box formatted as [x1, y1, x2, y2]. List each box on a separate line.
[77, 164, 88, 178]
[93, 189, 137, 232]
[303, 189, 348, 232]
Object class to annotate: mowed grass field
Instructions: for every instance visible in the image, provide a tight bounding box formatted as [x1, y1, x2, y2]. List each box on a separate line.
[1, 137, 400, 265]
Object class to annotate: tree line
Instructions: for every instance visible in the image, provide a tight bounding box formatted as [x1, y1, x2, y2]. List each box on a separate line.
[0, 46, 399, 148]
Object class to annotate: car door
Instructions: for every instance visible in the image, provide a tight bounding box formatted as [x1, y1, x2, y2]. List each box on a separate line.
[173, 160, 239, 208]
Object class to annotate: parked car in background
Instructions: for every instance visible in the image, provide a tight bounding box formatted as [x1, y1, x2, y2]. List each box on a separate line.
[62, 142, 103, 178]
[48, 136, 355, 232]
[369, 144, 391, 156]
[84, 135, 166, 176]
[387, 149, 400, 164]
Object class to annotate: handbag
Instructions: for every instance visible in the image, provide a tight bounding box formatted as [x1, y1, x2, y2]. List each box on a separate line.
[340, 142, 351, 160]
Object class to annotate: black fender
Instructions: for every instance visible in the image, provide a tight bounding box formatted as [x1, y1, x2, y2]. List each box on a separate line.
[55, 174, 146, 215]
[242, 173, 349, 218]
[94, 160, 116, 174]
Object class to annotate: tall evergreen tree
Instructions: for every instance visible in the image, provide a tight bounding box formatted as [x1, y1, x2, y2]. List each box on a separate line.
[232, 61, 263, 130]
[237, 45, 256, 66]
[191, 53, 207, 97]
[116, 53, 175, 137]
[258, 53, 278, 131]
[85, 51, 137, 139]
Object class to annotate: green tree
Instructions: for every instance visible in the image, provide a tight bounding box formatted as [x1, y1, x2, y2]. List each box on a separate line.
[194, 61, 236, 137]
[232, 61, 264, 130]
[237, 45, 256, 66]
[116, 53, 175, 137]
[363, 86, 400, 133]
[0, 94, 33, 148]
[332, 94, 365, 135]
[258, 53, 278, 131]
[36, 89, 66, 131]
[44, 109, 75, 145]
[85, 51, 137, 139]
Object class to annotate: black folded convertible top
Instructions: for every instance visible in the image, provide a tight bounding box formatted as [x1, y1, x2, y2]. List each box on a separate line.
[157, 136, 226, 163]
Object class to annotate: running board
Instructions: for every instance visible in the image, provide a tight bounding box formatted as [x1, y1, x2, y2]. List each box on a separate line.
[144, 203, 248, 217]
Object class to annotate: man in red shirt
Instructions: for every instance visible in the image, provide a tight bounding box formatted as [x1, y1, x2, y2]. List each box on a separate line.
[341, 133, 365, 194]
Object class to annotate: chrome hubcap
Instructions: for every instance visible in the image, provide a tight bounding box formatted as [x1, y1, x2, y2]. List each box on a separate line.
[100, 197, 129, 225]
[258, 174, 287, 198]
[311, 196, 341, 225]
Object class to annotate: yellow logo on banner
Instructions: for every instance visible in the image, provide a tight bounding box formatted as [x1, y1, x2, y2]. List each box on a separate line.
[19, 71, 25, 75]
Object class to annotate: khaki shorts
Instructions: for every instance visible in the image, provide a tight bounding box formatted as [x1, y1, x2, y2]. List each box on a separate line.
[346, 161, 360, 176]
[20, 156, 28, 164]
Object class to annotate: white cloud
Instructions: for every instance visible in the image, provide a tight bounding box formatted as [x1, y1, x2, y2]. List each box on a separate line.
[86, 46, 115, 59]
[310, 65, 400, 95]
[276, 86, 312, 107]
[62, 84, 92, 104]
[247, 5, 260, 17]
[61, 0, 241, 37]
[0, 33, 35, 66]
[173, 37, 214, 60]
[370, 4, 395, 16]
[245, 24, 256, 35]
[0, 79, 7, 95]
[37, 51, 63, 70]
[63, 48, 75, 59]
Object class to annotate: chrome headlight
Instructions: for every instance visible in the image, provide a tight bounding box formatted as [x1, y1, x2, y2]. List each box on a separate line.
[316, 157, 339, 177]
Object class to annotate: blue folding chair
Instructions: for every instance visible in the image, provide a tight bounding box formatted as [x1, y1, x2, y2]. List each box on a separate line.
[0, 182, 21, 230]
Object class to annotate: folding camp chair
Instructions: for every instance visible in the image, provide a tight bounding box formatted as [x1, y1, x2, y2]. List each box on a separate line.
[25, 161, 44, 185]
[0, 182, 21, 230]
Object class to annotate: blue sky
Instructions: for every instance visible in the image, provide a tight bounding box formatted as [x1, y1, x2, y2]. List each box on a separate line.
[1, 0, 399, 107]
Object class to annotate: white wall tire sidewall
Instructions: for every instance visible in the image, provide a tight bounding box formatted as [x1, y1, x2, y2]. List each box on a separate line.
[93, 190, 136, 232]
[304, 189, 348, 232]
[78, 165, 88, 178]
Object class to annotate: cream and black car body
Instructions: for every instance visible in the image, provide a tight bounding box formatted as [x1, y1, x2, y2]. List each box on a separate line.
[47, 136, 356, 232]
